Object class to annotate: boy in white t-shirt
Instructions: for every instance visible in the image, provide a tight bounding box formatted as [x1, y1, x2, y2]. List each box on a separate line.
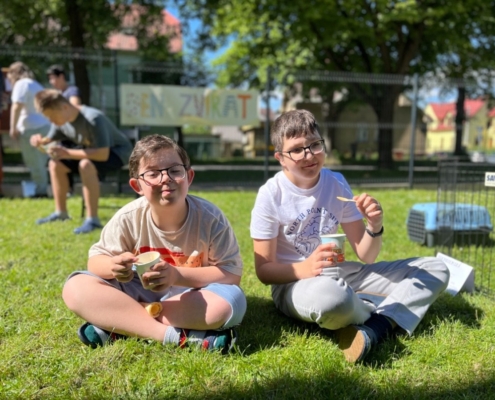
[63, 134, 246, 352]
[250, 109, 449, 362]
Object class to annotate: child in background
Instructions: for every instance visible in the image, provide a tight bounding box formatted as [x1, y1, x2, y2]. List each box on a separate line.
[63, 134, 246, 352]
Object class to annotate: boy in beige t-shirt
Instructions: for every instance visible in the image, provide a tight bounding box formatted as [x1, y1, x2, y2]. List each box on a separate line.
[62, 134, 246, 352]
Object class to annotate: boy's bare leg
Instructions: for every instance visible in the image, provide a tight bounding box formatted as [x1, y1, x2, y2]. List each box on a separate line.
[49, 159, 70, 212]
[63, 274, 232, 342]
[63, 274, 167, 341]
[78, 160, 100, 219]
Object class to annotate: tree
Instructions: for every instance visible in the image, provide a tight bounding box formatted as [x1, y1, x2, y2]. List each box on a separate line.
[0, 0, 169, 105]
[175, 0, 495, 168]
[412, 1, 495, 157]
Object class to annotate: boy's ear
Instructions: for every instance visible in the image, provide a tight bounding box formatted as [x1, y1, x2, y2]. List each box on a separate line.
[186, 168, 195, 187]
[274, 151, 284, 164]
[129, 178, 143, 195]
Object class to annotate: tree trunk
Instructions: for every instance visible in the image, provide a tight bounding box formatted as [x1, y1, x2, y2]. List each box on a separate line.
[64, 0, 91, 105]
[376, 95, 395, 169]
[176, 126, 185, 148]
[454, 85, 466, 156]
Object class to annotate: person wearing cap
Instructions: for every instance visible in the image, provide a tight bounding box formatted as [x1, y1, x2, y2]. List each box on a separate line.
[7, 61, 50, 197]
[46, 64, 81, 106]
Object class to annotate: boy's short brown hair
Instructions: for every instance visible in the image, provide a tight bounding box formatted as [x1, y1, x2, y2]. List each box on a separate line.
[34, 89, 70, 113]
[271, 109, 321, 152]
[129, 134, 191, 178]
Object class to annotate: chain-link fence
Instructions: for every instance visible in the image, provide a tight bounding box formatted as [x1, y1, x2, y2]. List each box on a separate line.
[0, 44, 185, 126]
[2, 44, 495, 188]
[435, 159, 495, 295]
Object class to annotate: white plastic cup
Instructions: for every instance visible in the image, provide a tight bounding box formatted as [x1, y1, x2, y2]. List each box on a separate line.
[133, 251, 161, 287]
[320, 233, 346, 263]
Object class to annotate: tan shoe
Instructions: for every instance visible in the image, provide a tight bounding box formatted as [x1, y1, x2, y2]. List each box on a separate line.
[337, 325, 372, 363]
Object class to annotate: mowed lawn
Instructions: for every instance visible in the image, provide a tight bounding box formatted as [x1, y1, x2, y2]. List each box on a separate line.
[1, 188, 494, 399]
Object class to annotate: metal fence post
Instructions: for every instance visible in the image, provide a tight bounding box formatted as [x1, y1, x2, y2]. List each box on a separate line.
[112, 50, 120, 128]
[264, 66, 271, 182]
[408, 73, 419, 189]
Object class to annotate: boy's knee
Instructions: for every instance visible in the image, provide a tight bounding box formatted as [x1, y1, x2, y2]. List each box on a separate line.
[78, 159, 96, 173]
[62, 274, 95, 311]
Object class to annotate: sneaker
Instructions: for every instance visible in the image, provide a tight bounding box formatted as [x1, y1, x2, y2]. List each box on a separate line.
[180, 328, 238, 354]
[77, 322, 126, 348]
[337, 325, 372, 363]
[36, 212, 70, 225]
[74, 220, 103, 234]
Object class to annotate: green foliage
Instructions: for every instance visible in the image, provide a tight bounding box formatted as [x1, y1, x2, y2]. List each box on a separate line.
[1, 189, 495, 398]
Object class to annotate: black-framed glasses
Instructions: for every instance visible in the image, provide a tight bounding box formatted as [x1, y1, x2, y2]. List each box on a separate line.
[139, 164, 188, 186]
[281, 139, 325, 161]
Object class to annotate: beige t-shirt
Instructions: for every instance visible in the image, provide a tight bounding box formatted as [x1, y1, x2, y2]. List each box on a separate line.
[89, 195, 243, 276]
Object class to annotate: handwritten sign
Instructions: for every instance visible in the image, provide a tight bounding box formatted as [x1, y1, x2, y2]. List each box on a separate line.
[120, 84, 260, 127]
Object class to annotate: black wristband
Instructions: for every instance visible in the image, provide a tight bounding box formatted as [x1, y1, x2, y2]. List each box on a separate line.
[365, 226, 384, 238]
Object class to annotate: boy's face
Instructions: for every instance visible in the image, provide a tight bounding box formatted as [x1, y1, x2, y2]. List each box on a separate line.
[274, 133, 325, 188]
[42, 104, 71, 126]
[48, 74, 66, 91]
[130, 147, 194, 208]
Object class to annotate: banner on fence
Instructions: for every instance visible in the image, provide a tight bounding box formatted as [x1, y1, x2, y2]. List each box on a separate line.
[120, 84, 260, 127]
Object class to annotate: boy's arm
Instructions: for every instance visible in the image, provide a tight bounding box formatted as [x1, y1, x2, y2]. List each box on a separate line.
[341, 219, 382, 264]
[341, 193, 383, 264]
[253, 238, 335, 284]
[49, 146, 109, 162]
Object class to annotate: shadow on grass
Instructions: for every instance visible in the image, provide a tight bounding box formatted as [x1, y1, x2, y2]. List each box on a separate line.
[239, 291, 484, 366]
[178, 372, 495, 400]
[238, 296, 320, 355]
[414, 292, 484, 336]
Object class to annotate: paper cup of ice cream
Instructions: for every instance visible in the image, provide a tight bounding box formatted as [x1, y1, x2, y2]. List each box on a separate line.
[320, 233, 346, 263]
[133, 251, 161, 287]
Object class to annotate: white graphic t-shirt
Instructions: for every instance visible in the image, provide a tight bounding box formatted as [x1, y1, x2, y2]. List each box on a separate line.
[90, 195, 243, 278]
[250, 168, 363, 264]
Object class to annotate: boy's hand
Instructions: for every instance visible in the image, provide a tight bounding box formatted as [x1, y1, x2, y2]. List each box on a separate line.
[47, 145, 69, 160]
[141, 261, 178, 292]
[110, 252, 138, 283]
[354, 193, 383, 231]
[30, 134, 44, 147]
[300, 243, 336, 278]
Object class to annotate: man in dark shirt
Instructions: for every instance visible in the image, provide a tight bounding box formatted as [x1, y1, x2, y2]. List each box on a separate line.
[30, 89, 133, 234]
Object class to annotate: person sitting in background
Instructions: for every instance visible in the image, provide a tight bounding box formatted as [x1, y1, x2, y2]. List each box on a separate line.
[29, 89, 133, 234]
[46, 64, 81, 106]
[7, 61, 50, 198]
[250, 109, 450, 363]
[62, 134, 246, 352]
[46, 64, 82, 195]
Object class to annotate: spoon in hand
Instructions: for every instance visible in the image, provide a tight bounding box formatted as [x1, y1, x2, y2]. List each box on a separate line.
[336, 196, 356, 202]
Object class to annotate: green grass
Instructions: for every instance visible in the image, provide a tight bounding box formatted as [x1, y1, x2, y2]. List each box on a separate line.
[1, 189, 495, 399]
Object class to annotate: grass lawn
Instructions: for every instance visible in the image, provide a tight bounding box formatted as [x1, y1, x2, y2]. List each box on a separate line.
[1, 188, 494, 399]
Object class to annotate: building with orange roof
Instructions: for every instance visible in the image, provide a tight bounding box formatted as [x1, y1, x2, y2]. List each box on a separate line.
[423, 99, 487, 154]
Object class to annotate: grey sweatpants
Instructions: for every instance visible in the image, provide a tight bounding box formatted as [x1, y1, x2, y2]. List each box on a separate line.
[272, 257, 450, 334]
